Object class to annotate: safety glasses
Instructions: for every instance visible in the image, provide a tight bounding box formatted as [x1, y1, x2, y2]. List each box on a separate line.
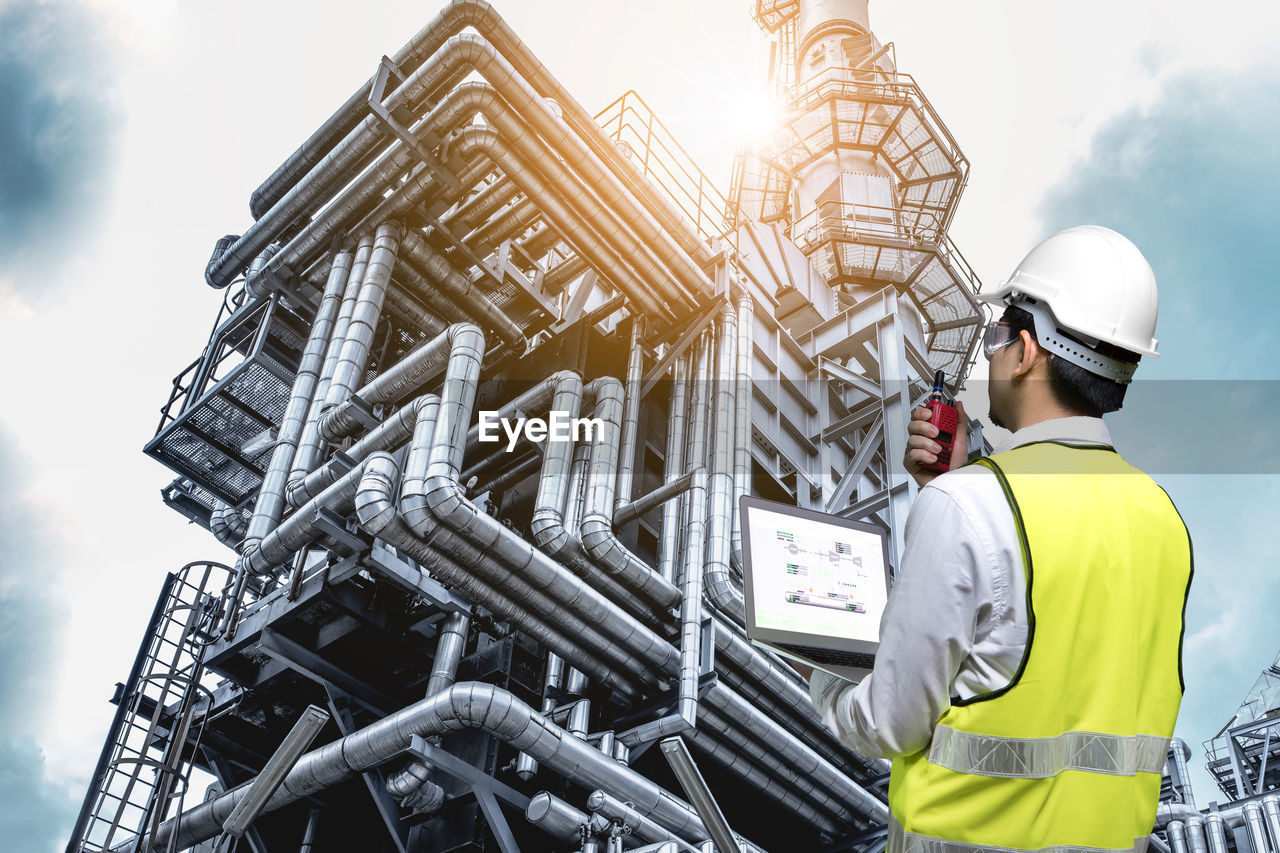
[983, 321, 1018, 359]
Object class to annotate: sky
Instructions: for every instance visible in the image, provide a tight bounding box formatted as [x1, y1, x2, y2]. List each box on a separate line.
[1, 0, 1278, 848]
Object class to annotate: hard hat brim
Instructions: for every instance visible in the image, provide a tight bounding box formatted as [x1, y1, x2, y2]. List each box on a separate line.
[976, 284, 1159, 358]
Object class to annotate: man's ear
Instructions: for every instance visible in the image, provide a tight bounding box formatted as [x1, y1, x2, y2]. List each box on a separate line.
[1012, 329, 1045, 380]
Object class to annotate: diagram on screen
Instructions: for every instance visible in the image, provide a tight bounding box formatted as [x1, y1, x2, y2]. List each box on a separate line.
[775, 529, 868, 613]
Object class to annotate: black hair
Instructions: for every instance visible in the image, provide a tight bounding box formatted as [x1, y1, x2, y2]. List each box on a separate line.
[1001, 305, 1140, 416]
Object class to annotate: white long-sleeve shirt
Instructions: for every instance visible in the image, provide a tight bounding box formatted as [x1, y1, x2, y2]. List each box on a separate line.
[807, 416, 1115, 759]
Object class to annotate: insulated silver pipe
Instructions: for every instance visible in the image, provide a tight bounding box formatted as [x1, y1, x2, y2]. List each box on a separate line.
[445, 123, 677, 323]
[1171, 737, 1196, 810]
[712, 649, 870, 784]
[1244, 803, 1270, 853]
[544, 254, 590, 296]
[319, 322, 482, 441]
[426, 612, 471, 695]
[731, 293, 754, 570]
[1185, 818, 1208, 853]
[578, 378, 683, 610]
[421, 38, 713, 300]
[377, 325, 882, 825]
[701, 685, 886, 823]
[566, 667, 590, 696]
[281, 34, 710, 313]
[263, 69, 685, 323]
[219, 31, 484, 278]
[241, 244, 354, 553]
[1158, 804, 1204, 827]
[319, 221, 404, 417]
[242, 459, 370, 576]
[401, 348, 680, 670]
[388, 246, 484, 329]
[568, 699, 591, 739]
[685, 717, 842, 833]
[388, 607, 467, 812]
[461, 195, 539, 258]
[1168, 822, 1189, 853]
[290, 395, 435, 508]
[131, 683, 752, 852]
[248, 1, 713, 271]
[705, 303, 745, 622]
[399, 226, 527, 349]
[677, 330, 713, 725]
[255, 118, 485, 300]
[526, 791, 591, 846]
[518, 652, 564, 782]
[356, 451, 643, 695]
[463, 369, 575, 456]
[1203, 814, 1228, 853]
[209, 503, 246, 550]
[1265, 796, 1280, 849]
[519, 220, 563, 260]
[290, 237, 374, 484]
[448, 176, 520, 234]
[588, 790, 698, 850]
[242, 244, 281, 300]
[278, 64, 682, 322]
[358, 445, 650, 691]
[615, 318, 645, 513]
[658, 352, 689, 583]
[614, 469, 699, 528]
[566, 437, 592, 536]
[525, 374, 663, 625]
[384, 759, 445, 813]
[384, 284, 447, 338]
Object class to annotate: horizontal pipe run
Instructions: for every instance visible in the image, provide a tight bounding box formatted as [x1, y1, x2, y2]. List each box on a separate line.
[129, 683, 744, 852]
[526, 791, 591, 845]
[615, 468, 700, 528]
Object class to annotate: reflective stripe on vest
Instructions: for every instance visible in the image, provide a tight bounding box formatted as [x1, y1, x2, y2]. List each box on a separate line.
[928, 725, 1170, 779]
[887, 441, 1193, 850]
[889, 816, 1153, 853]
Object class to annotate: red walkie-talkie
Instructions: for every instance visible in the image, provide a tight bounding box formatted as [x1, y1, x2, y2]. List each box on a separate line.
[923, 369, 959, 473]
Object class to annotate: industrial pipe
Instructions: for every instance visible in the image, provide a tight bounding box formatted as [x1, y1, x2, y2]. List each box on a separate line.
[240, 244, 354, 555]
[578, 377, 684, 610]
[356, 451, 644, 695]
[525, 374, 667, 625]
[289, 236, 375, 484]
[526, 791, 592, 846]
[705, 302, 746, 623]
[247, 1, 714, 271]
[128, 683, 764, 852]
[657, 352, 689, 584]
[615, 317, 645, 513]
[731, 292, 754, 570]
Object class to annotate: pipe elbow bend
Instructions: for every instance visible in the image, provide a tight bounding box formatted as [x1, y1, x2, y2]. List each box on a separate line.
[423, 475, 470, 522]
[529, 513, 568, 552]
[400, 492, 434, 536]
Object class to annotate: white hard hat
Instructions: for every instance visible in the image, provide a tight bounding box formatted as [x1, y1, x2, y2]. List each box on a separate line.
[980, 225, 1159, 383]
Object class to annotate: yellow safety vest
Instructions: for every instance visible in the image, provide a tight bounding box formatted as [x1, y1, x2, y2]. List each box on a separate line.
[888, 441, 1193, 852]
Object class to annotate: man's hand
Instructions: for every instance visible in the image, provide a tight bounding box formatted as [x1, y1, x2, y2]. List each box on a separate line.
[904, 399, 967, 488]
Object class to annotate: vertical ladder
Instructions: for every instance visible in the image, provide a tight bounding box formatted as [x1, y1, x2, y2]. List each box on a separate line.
[67, 561, 231, 853]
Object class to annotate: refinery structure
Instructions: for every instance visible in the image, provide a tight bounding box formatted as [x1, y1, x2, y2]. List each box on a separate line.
[64, 1, 1280, 851]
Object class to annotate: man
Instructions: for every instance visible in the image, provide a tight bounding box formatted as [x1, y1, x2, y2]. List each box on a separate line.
[802, 225, 1194, 849]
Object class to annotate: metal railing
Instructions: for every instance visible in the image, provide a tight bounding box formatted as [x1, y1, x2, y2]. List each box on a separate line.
[595, 90, 736, 251]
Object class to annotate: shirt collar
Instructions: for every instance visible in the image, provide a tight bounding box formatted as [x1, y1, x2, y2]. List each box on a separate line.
[993, 415, 1113, 454]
